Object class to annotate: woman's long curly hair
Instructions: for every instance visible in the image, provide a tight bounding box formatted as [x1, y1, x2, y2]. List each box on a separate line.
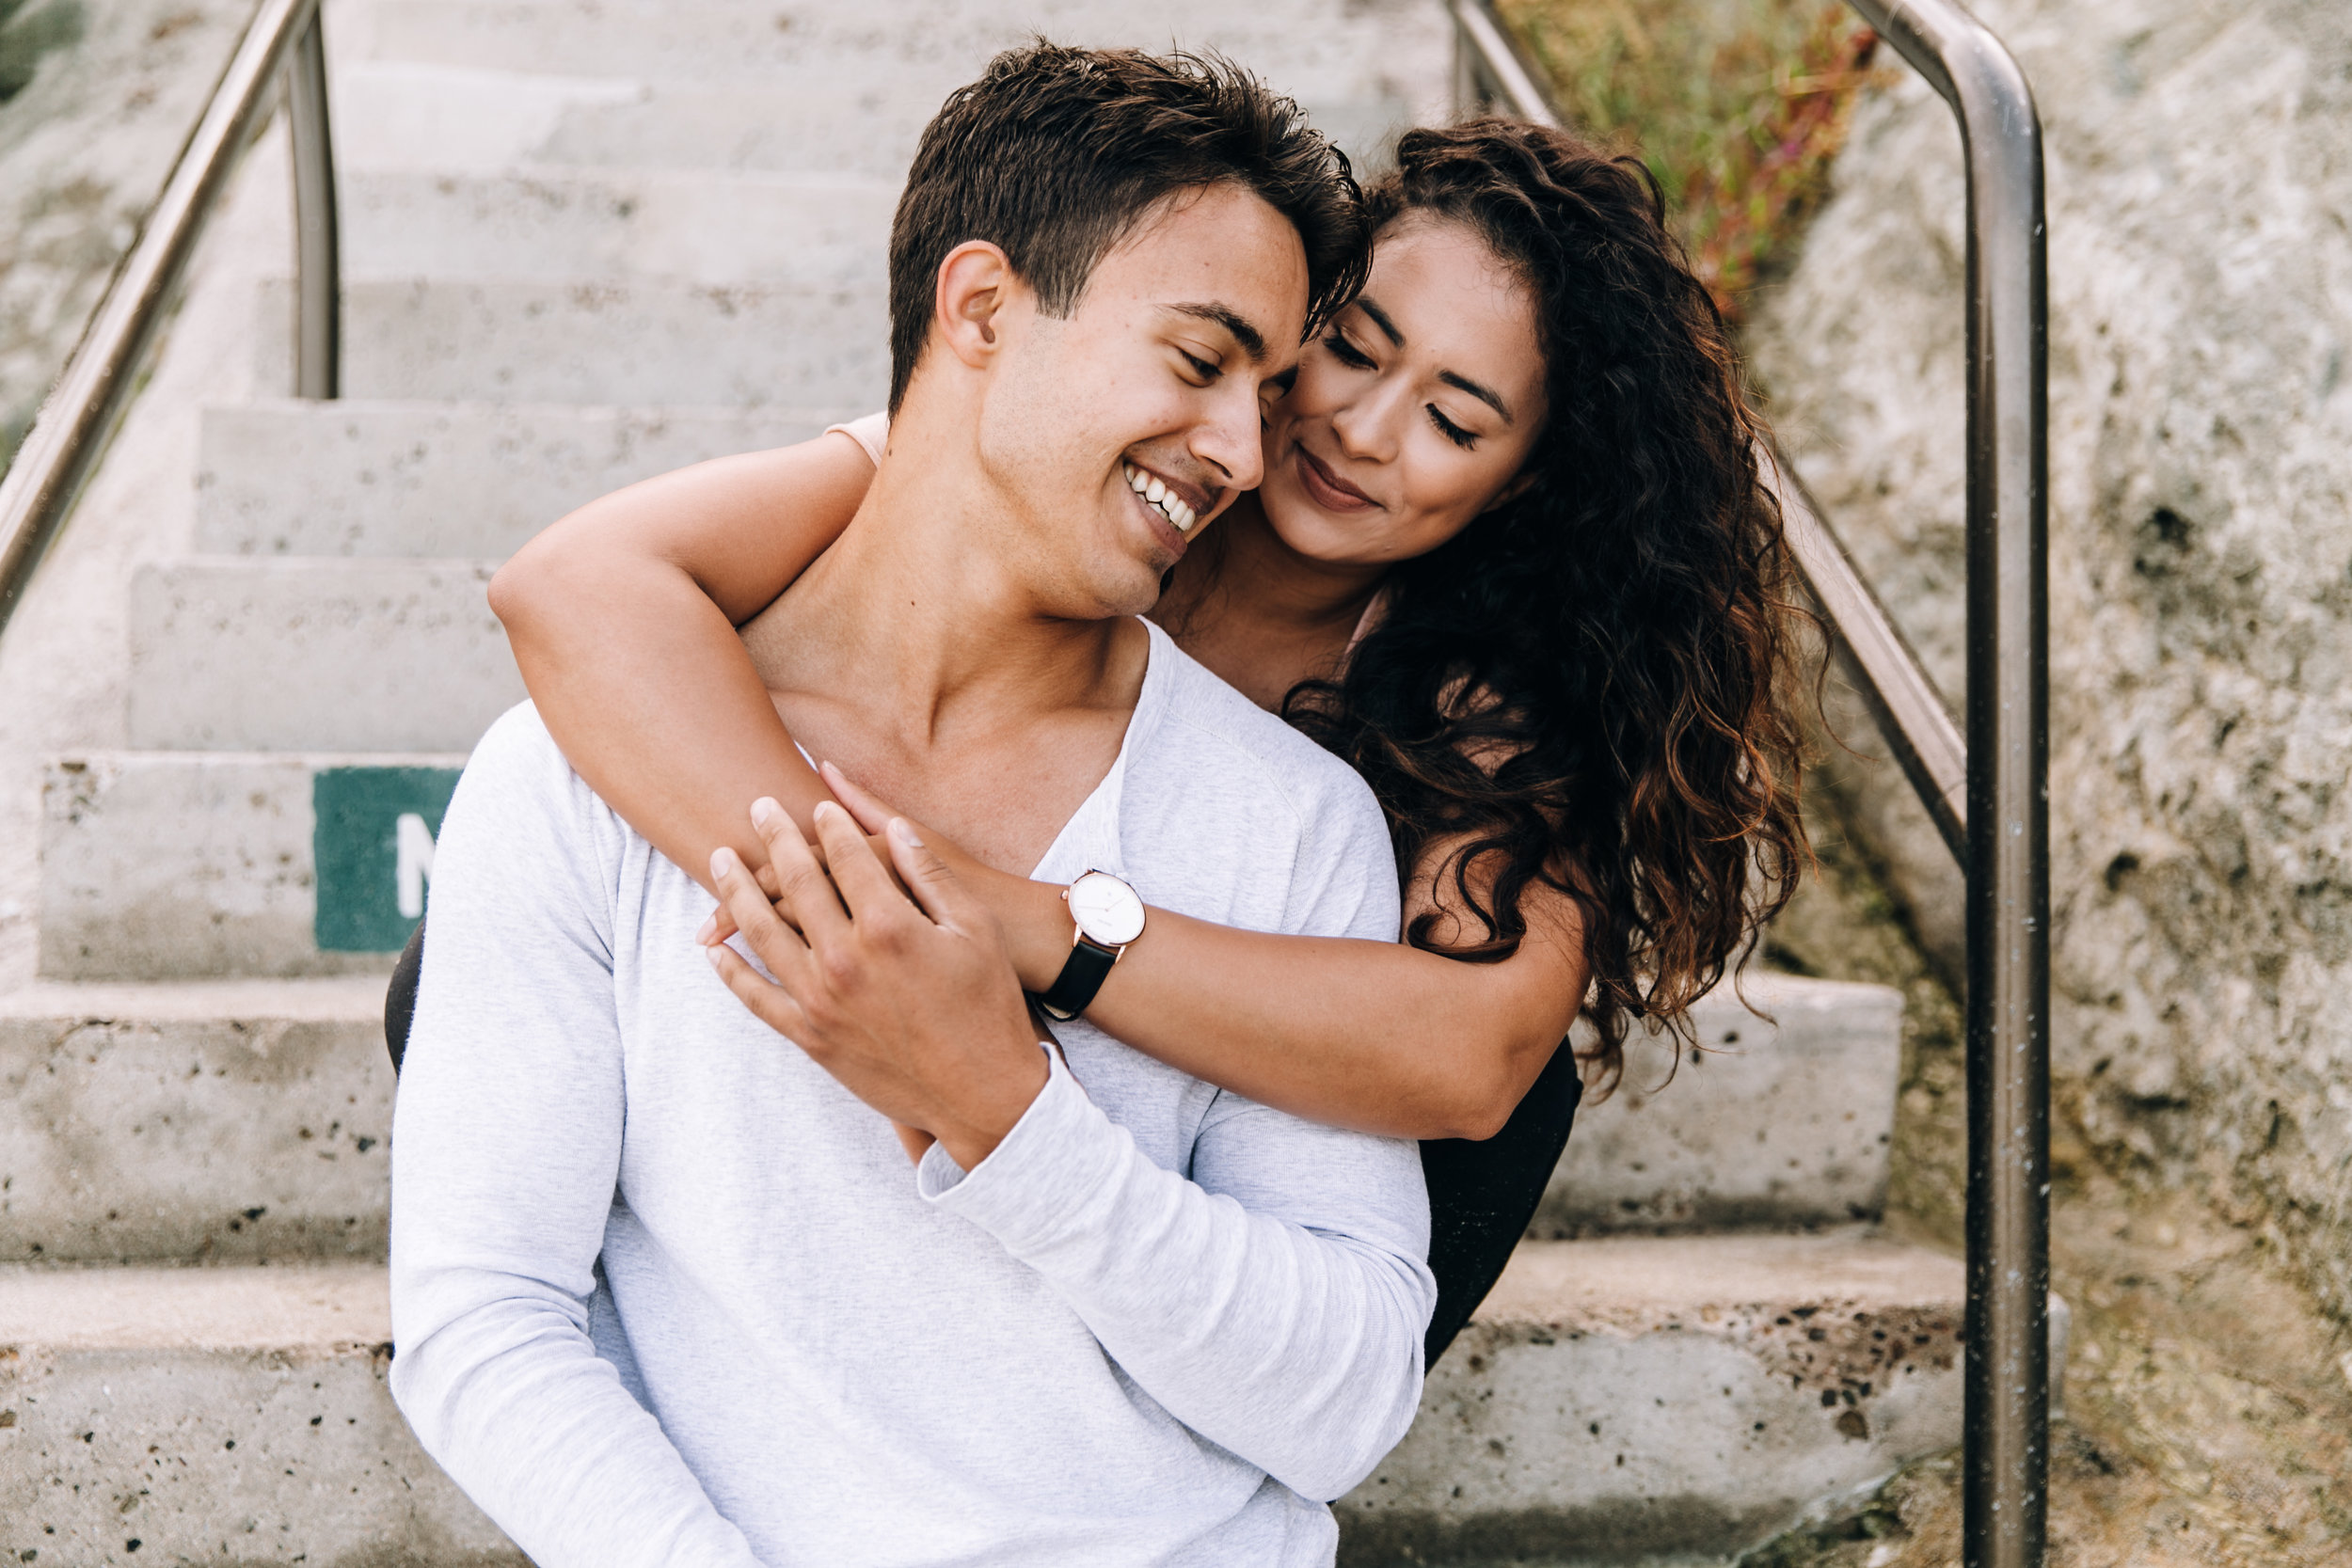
[1286, 119, 1812, 1092]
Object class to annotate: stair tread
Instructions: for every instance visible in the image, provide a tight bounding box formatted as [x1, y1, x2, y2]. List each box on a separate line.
[1489, 1230, 1961, 1326]
[0, 975, 391, 1022]
[0, 1260, 389, 1350]
[0, 1231, 1962, 1352]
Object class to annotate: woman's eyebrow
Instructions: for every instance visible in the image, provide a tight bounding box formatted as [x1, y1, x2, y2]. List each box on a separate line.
[1358, 294, 1512, 421]
[1438, 370, 1515, 424]
[1356, 296, 1404, 346]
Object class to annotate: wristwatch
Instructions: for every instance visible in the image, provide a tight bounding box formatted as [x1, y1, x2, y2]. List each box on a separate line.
[1035, 869, 1146, 1022]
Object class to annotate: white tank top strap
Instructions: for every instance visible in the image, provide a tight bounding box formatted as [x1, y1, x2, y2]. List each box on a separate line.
[824, 410, 889, 467]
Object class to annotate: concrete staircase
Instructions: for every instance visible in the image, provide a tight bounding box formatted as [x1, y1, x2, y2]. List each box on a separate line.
[0, 3, 2029, 1563]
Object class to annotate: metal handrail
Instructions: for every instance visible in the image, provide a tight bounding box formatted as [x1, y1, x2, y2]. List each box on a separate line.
[1762, 449, 1967, 859]
[1451, 2, 2050, 1564]
[1847, 9, 2050, 1567]
[0, 0, 339, 641]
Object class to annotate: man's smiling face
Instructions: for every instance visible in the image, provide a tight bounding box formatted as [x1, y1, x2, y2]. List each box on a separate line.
[974, 182, 1311, 618]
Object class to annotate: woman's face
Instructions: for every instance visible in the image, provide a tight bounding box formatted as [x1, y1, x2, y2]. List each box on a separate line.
[1257, 216, 1548, 568]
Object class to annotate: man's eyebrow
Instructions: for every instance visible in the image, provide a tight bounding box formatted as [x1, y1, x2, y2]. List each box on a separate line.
[1167, 302, 1269, 364]
[1439, 370, 1516, 425]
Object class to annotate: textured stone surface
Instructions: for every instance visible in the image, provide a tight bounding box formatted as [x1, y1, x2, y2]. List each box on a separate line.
[0, 981, 391, 1261]
[1745, 0, 2352, 1321]
[1541, 974, 1901, 1235]
[0, 1262, 520, 1566]
[1336, 1232, 2066, 1566]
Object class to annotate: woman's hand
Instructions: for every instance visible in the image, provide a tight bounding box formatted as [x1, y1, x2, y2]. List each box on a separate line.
[811, 763, 1074, 990]
[705, 799, 1047, 1173]
[694, 762, 1075, 995]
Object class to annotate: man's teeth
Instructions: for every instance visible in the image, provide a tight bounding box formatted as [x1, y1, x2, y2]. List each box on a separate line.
[1124, 463, 1198, 534]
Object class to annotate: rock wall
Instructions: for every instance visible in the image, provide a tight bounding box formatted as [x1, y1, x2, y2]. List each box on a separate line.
[1745, 0, 2352, 1317]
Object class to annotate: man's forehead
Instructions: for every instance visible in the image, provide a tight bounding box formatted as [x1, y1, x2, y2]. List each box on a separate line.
[1089, 189, 1311, 344]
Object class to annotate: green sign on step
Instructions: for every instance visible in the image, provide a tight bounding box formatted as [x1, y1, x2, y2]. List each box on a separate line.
[313, 767, 464, 952]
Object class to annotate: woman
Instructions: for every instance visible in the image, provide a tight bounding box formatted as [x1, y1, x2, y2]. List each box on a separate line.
[453, 119, 1810, 1359]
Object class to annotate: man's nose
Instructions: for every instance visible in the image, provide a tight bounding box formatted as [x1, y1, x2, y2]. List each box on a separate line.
[1192, 376, 1269, 496]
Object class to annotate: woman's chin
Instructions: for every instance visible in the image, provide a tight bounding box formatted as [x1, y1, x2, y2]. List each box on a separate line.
[1264, 511, 1391, 568]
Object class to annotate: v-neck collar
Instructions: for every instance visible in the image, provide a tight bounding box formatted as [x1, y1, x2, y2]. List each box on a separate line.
[1025, 617, 1172, 885]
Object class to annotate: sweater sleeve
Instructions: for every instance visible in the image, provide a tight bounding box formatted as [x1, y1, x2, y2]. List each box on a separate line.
[916, 1056, 1432, 1501]
[916, 768, 1433, 1503]
[387, 707, 764, 1568]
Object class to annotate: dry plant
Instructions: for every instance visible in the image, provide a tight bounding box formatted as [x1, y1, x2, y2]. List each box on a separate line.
[1495, 0, 1889, 322]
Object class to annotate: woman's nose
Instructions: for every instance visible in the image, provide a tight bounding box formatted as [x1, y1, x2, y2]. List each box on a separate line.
[1331, 377, 1407, 465]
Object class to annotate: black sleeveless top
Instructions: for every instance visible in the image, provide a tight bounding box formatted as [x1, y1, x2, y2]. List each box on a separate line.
[386, 921, 1579, 1366]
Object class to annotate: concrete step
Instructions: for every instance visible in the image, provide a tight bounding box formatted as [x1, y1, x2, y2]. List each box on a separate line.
[196, 400, 835, 557]
[331, 60, 1412, 180]
[331, 61, 977, 179]
[0, 1262, 518, 1564]
[13, 950, 1896, 1275]
[40, 752, 468, 982]
[343, 0, 1443, 87]
[1336, 1231, 2069, 1565]
[0, 981, 391, 1263]
[127, 559, 516, 752]
[0, 1240, 2057, 1567]
[341, 167, 897, 287]
[1547, 975, 1903, 1236]
[253, 276, 890, 409]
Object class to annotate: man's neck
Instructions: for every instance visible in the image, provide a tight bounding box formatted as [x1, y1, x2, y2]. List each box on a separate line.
[739, 395, 1148, 874]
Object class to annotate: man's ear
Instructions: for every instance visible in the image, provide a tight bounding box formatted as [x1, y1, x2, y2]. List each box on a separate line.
[933, 241, 1017, 372]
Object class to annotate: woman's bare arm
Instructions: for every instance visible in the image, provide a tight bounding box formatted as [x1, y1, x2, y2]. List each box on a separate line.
[488, 432, 879, 893]
[820, 765, 1587, 1142]
[1076, 882, 1583, 1140]
[499, 442, 1583, 1141]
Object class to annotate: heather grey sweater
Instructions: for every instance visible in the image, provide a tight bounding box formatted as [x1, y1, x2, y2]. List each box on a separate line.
[389, 620, 1435, 1568]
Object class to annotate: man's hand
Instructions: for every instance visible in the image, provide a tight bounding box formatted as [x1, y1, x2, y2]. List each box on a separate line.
[705, 797, 1048, 1171]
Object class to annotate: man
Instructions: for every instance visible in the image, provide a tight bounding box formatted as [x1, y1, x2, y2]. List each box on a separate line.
[389, 44, 1434, 1568]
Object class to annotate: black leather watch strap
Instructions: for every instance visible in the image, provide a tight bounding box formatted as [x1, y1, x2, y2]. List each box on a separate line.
[1036, 936, 1120, 1021]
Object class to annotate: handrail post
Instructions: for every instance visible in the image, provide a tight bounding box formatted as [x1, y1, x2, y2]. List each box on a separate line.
[1840, 4, 2050, 1563]
[287, 7, 340, 400]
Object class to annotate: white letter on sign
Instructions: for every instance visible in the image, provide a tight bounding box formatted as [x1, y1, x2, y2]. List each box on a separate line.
[397, 813, 437, 919]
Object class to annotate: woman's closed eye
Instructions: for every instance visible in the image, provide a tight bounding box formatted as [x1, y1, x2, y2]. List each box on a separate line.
[1322, 326, 1375, 371]
[1428, 404, 1478, 450]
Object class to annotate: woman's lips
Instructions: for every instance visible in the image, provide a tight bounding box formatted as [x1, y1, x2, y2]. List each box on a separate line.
[1294, 444, 1378, 512]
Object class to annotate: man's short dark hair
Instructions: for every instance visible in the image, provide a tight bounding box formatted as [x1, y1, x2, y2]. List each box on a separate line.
[886, 42, 1369, 411]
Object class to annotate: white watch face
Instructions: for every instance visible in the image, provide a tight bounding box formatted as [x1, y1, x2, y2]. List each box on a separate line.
[1068, 871, 1146, 947]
